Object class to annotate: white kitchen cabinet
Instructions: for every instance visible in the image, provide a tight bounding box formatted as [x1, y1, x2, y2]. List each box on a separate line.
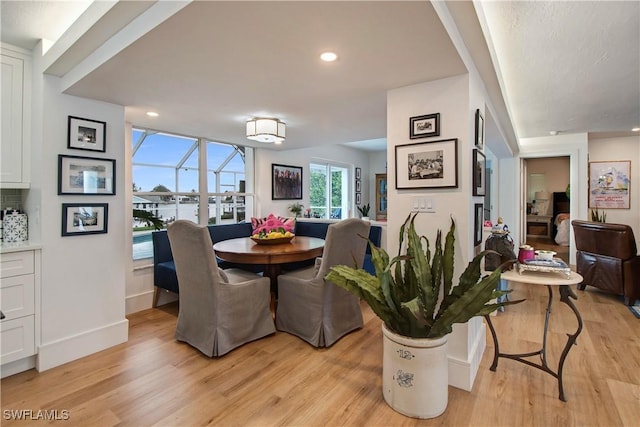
[1, 44, 31, 188]
[1, 250, 36, 373]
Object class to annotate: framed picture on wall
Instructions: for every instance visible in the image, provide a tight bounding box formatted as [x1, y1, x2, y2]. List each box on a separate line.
[395, 138, 458, 189]
[355, 167, 361, 180]
[355, 192, 361, 205]
[472, 149, 486, 196]
[58, 155, 116, 195]
[356, 179, 361, 193]
[61, 203, 108, 236]
[68, 116, 107, 152]
[272, 163, 303, 200]
[474, 203, 484, 246]
[588, 160, 631, 209]
[409, 113, 440, 139]
[474, 109, 484, 150]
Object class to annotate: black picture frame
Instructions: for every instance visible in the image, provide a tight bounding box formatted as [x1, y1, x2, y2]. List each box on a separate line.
[61, 203, 109, 236]
[58, 155, 116, 195]
[473, 149, 486, 196]
[355, 192, 361, 205]
[395, 138, 458, 189]
[474, 109, 484, 149]
[474, 203, 483, 246]
[409, 113, 440, 139]
[355, 167, 361, 180]
[272, 163, 302, 200]
[68, 116, 107, 152]
[355, 179, 361, 193]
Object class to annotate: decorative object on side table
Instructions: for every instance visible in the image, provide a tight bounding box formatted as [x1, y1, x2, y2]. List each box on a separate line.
[517, 257, 571, 278]
[326, 213, 523, 418]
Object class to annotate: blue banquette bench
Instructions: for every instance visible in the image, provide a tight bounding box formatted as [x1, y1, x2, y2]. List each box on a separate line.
[152, 220, 382, 306]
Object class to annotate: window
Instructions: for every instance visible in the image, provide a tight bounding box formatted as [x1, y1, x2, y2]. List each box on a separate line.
[309, 162, 349, 219]
[132, 128, 253, 260]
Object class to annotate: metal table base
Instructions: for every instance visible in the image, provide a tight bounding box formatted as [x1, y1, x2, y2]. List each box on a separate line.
[484, 284, 583, 402]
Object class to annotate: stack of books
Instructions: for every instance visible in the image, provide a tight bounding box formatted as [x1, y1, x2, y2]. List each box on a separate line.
[517, 257, 571, 278]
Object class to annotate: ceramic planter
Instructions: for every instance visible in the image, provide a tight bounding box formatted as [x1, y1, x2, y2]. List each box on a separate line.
[382, 323, 449, 419]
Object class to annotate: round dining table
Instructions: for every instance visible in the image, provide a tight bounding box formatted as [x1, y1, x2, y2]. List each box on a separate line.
[213, 236, 325, 288]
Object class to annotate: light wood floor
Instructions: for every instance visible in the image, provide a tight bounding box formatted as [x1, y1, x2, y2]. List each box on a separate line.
[2, 283, 639, 426]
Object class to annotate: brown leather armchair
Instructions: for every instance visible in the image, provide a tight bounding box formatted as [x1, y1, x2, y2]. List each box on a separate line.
[571, 220, 640, 305]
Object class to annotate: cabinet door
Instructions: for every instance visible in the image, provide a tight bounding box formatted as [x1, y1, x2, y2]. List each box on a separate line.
[1, 53, 25, 184]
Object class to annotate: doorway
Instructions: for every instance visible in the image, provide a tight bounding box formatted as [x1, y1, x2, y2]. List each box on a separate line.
[522, 156, 571, 263]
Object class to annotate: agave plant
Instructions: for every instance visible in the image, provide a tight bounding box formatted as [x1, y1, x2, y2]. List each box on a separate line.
[326, 212, 523, 338]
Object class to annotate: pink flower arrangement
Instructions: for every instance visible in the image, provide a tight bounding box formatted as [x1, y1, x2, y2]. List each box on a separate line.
[253, 214, 294, 235]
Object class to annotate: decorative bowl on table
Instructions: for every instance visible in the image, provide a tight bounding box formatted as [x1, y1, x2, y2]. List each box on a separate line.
[250, 235, 295, 245]
[535, 250, 556, 260]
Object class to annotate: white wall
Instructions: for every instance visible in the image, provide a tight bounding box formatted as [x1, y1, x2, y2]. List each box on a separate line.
[30, 68, 128, 370]
[255, 144, 372, 218]
[587, 135, 640, 246]
[387, 74, 488, 391]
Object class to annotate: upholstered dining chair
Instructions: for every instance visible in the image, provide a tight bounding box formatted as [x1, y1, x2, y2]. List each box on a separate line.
[276, 218, 371, 347]
[167, 220, 275, 356]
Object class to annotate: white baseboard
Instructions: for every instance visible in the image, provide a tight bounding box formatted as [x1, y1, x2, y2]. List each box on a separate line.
[125, 290, 154, 315]
[1, 355, 36, 378]
[447, 321, 486, 391]
[37, 319, 129, 372]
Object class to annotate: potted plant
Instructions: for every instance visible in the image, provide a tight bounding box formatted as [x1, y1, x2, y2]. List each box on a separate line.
[288, 202, 304, 218]
[357, 203, 371, 220]
[326, 213, 522, 418]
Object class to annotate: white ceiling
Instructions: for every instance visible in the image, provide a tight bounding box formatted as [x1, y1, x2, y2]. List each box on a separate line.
[1, 1, 638, 154]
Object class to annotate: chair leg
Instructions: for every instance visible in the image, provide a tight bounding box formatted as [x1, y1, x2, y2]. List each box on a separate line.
[577, 283, 586, 291]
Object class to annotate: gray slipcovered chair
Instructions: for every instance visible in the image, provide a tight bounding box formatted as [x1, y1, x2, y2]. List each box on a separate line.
[275, 218, 370, 347]
[167, 220, 275, 357]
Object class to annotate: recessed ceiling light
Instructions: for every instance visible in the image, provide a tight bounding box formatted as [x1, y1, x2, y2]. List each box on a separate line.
[549, 131, 559, 136]
[146, 111, 159, 117]
[632, 127, 640, 132]
[320, 51, 338, 62]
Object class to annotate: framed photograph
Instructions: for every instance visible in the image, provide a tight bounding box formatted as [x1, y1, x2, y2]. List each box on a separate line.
[356, 179, 362, 193]
[58, 155, 116, 195]
[355, 192, 362, 205]
[68, 116, 106, 152]
[410, 113, 440, 139]
[474, 203, 484, 246]
[355, 167, 361, 180]
[272, 163, 302, 200]
[473, 149, 486, 196]
[588, 160, 631, 209]
[61, 203, 108, 236]
[395, 138, 458, 189]
[474, 109, 484, 149]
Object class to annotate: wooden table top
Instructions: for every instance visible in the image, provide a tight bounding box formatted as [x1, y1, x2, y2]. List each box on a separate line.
[501, 269, 583, 286]
[213, 236, 325, 265]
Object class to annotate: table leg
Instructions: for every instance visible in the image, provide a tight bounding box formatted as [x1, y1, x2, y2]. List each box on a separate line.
[556, 284, 583, 401]
[264, 264, 281, 294]
[485, 284, 583, 402]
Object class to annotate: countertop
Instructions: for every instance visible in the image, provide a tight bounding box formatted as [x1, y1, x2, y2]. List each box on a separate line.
[0, 240, 42, 253]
